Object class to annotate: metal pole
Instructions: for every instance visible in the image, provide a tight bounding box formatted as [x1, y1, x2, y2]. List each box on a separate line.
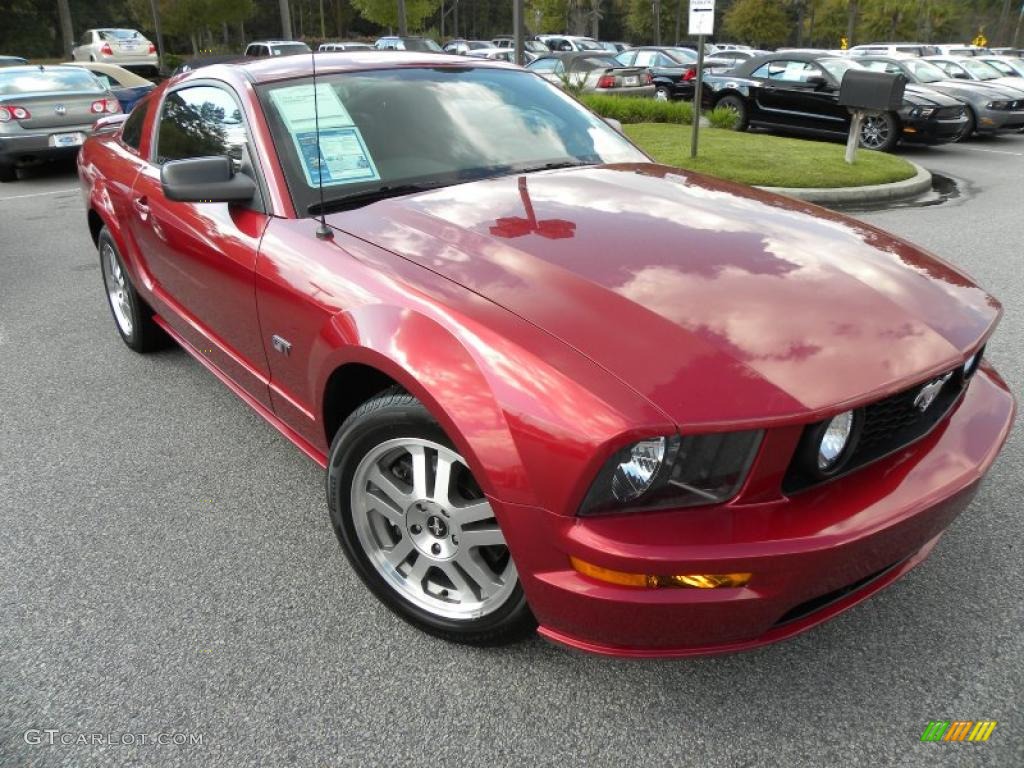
[398, 0, 407, 36]
[653, 0, 662, 46]
[320, 0, 326, 38]
[513, 0, 524, 66]
[279, 0, 293, 39]
[690, 34, 705, 158]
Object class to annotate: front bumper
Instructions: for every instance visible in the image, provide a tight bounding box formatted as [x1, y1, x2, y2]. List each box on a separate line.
[497, 366, 1014, 657]
[976, 108, 1024, 133]
[900, 112, 969, 145]
[0, 125, 94, 165]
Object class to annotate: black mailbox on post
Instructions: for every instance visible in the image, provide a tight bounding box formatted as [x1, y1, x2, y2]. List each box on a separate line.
[838, 69, 906, 111]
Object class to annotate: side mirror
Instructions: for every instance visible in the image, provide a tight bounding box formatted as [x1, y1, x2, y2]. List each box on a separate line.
[806, 75, 829, 89]
[161, 156, 255, 204]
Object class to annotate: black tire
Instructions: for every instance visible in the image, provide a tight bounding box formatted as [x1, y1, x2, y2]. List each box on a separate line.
[957, 107, 977, 141]
[859, 111, 900, 152]
[0, 161, 16, 183]
[98, 227, 166, 353]
[654, 85, 672, 102]
[326, 388, 536, 645]
[715, 93, 749, 131]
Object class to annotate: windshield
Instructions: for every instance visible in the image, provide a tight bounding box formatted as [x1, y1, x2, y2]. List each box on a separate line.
[574, 55, 621, 71]
[819, 57, 862, 80]
[903, 59, 947, 83]
[960, 59, 1001, 80]
[668, 47, 698, 62]
[0, 67, 104, 96]
[259, 66, 645, 214]
[575, 39, 604, 51]
[405, 39, 444, 52]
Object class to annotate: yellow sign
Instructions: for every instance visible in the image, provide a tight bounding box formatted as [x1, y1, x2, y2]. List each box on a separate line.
[972, 33, 988, 47]
[840, 36, 848, 50]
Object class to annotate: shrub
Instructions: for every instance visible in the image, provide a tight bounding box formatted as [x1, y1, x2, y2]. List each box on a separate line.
[707, 105, 739, 130]
[580, 94, 694, 125]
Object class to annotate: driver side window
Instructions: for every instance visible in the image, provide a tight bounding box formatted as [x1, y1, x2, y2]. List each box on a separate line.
[155, 86, 249, 167]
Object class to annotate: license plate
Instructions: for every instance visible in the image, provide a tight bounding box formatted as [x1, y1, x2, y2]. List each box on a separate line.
[50, 132, 85, 148]
[624, 76, 639, 86]
[122, 44, 138, 51]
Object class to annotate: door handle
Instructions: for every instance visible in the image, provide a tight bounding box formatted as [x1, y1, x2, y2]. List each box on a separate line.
[133, 196, 150, 218]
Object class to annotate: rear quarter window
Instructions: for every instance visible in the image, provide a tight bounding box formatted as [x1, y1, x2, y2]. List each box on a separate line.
[121, 97, 150, 151]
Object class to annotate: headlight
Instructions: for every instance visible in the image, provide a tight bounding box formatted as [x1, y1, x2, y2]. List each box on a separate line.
[986, 100, 1012, 110]
[910, 106, 936, 118]
[964, 346, 984, 379]
[579, 431, 763, 515]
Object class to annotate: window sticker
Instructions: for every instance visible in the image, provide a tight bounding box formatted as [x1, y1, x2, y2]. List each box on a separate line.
[269, 84, 380, 187]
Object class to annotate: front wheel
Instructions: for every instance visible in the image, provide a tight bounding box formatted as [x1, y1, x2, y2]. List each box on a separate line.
[957, 107, 977, 141]
[859, 112, 899, 152]
[715, 93, 749, 131]
[327, 390, 535, 645]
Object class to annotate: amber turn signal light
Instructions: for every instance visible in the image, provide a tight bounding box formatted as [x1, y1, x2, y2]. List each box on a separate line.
[569, 556, 751, 589]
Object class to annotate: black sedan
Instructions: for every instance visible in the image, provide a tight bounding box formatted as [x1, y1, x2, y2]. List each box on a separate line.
[702, 52, 968, 151]
[615, 47, 696, 100]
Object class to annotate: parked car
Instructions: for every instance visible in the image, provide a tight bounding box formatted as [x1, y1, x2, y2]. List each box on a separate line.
[77, 53, 1013, 655]
[61, 61, 155, 113]
[244, 41, 312, 58]
[527, 52, 654, 96]
[703, 49, 769, 73]
[490, 38, 549, 54]
[597, 42, 632, 53]
[536, 35, 604, 52]
[934, 44, 988, 57]
[849, 43, 941, 57]
[703, 52, 967, 151]
[0, 65, 120, 182]
[925, 55, 1024, 92]
[989, 47, 1024, 58]
[71, 28, 158, 75]
[318, 42, 373, 52]
[466, 48, 537, 64]
[615, 47, 697, 101]
[977, 55, 1024, 79]
[374, 36, 444, 52]
[1, 55, 28, 67]
[857, 55, 1024, 137]
[442, 39, 492, 55]
[709, 43, 752, 52]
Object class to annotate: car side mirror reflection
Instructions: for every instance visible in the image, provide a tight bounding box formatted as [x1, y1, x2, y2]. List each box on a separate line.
[160, 156, 256, 204]
[604, 117, 624, 134]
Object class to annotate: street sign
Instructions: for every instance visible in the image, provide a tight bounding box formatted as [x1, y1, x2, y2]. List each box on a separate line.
[689, 0, 716, 36]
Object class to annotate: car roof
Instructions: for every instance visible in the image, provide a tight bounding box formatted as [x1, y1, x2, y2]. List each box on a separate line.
[197, 52, 515, 85]
[249, 40, 306, 46]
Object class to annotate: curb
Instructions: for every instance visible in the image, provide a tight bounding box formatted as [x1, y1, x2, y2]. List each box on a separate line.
[756, 161, 932, 206]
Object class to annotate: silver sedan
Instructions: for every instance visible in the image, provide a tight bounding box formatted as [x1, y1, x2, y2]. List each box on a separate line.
[526, 52, 655, 97]
[71, 28, 158, 75]
[0, 65, 120, 182]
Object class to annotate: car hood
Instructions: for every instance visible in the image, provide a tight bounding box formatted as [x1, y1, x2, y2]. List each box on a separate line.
[332, 164, 999, 428]
[903, 84, 963, 107]
[926, 78, 1024, 100]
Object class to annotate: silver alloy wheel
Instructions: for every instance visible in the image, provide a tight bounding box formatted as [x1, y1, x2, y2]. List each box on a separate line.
[101, 242, 133, 337]
[350, 437, 517, 620]
[655, 88, 669, 102]
[860, 115, 891, 149]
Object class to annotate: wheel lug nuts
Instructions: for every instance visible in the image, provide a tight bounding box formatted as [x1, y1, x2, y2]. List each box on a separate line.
[451, 535, 458, 545]
[410, 524, 422, 534]
[440, 509, 449, 517]
[431, 543, 441, 555]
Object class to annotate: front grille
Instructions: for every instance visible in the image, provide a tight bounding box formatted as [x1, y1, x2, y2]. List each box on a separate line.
[783, 365, 969, 494]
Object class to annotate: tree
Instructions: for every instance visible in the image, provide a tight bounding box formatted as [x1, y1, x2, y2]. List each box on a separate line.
[723, 0, 790, 46]
[350, 0, 440, 31]
[57, 0, 75, 56]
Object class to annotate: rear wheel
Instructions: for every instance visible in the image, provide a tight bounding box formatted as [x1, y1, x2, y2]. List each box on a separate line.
[98, 228, 165, 352]
[715, 93, 749, 131]
[654, 85, 671, 102]
[0, 161, 16, 183]
[327, 390, 535, 645]
[859, 112, 899, 152]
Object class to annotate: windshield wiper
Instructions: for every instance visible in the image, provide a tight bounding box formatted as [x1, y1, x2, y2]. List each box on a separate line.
[515, 160, 595, 174]
[308, 182, 444, 215]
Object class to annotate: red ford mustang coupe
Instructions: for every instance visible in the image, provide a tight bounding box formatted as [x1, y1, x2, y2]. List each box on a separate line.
[78, 53, 1014, 656]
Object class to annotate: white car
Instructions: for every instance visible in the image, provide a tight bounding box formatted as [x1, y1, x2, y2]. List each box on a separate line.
[535, 35, 605, 52]
[71, 29, 158, 74]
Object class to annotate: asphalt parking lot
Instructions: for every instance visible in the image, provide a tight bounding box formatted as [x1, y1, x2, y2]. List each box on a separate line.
[1, 137, 1021, 768]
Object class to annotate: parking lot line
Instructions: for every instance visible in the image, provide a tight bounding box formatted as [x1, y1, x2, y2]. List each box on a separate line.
[0, 187, 79, 201]
[954, 145, 1024, 158]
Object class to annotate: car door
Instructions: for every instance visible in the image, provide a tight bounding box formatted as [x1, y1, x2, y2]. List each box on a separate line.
[128, 82, 273, 409]
[750, 59, 845, 133]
